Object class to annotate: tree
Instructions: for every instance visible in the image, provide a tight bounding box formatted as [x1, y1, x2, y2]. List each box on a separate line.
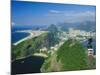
[87, 38, 93, 48]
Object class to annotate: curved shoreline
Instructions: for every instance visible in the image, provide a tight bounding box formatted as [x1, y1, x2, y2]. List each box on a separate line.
[13, 30, 34, 46]
[13, 30, 47, 46]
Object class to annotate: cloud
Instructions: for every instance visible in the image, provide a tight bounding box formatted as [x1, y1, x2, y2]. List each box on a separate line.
[63, 11, 96, 22]
[49, 10, 62, 14]
[11, 22, 15, 26]
[64, 11, 95, 17]
[46, 10, 95, 23]
[21, 10, 95, 25]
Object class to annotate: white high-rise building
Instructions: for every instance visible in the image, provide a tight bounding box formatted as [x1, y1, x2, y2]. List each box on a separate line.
[88, 48, 94, 56]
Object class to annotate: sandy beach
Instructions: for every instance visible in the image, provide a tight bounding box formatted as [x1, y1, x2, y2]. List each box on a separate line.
[13, 30, 47, 46]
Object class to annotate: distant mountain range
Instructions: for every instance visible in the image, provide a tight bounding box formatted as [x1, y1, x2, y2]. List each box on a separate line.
[57, 21, 96, 32]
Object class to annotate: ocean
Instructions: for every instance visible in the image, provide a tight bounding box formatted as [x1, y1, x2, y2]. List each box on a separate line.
[11, 26, 33, 43]
[12, 32, 30, 43]
[11, 25, 47, 43]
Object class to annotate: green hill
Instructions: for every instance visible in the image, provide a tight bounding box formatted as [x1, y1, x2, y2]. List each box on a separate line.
[57, 39, 88, 70]
[12, 30, 60, 61]
[12, 24, 60, 61]
[12, 33, 48, 60]
[41, 39, 89, 72]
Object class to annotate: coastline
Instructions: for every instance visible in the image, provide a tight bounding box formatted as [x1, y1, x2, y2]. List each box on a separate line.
[13, 30, 34, 46]
[13, 30, 47, 46]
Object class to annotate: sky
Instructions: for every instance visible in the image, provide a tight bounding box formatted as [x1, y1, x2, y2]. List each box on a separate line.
[11, 1, 96, 26]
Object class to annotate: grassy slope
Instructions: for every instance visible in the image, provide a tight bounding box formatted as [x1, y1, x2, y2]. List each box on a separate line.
[12, 33, 48, 60]
[12, 31, 60, 61]
[41, 39, 89, 72]
[57, 39, 88, 71]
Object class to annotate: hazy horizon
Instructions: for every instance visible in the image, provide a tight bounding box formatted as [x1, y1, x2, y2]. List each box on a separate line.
[11, 1, 96, 26]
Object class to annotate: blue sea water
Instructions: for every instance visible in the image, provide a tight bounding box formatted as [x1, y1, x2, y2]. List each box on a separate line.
[12, 32, 29, 43]
[11, 26, 32, 43]
[12, 25, 47, 43]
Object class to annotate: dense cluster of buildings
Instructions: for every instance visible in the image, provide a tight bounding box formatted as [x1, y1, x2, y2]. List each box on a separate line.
[68, 28, 95, 39]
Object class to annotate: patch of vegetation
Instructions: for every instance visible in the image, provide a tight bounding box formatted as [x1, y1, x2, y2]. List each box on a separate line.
[41, 53, 58, 72]
[41, 57, 51, 71]
[41, 39, 90, 72]
[12, 33, 48, 60]
[57, 39, 88, 71]
[12, 26, 60, 61]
